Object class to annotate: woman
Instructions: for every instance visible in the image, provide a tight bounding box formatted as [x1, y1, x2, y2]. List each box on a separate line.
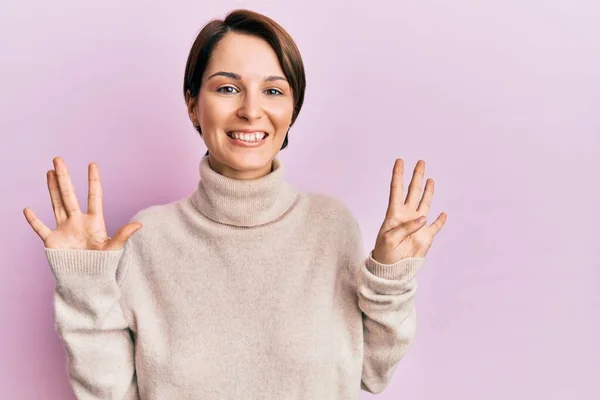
[23, 9, 447, 400]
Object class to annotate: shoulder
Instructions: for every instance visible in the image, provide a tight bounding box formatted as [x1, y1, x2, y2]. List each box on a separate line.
[300, 191, 360, 232]
[299, 191, 365, 264]
[129, 203, 172, 227]
[124, 197, 190, 246]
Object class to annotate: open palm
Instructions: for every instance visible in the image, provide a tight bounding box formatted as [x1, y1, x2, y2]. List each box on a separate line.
[23, 157, 142, 251]
[372, 159, 447, 264]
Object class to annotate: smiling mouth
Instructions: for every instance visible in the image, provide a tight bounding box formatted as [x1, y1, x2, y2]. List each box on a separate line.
[226, 131, 269, 143]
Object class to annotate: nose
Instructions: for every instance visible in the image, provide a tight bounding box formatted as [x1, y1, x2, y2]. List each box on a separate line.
[236, 91, 263, 122]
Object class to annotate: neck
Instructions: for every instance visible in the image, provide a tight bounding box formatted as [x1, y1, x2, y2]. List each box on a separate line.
[190, 156, 298, 227]
[207, 154, 273, 180]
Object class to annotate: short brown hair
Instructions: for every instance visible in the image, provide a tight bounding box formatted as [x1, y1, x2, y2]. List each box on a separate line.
[183, 9, 306, 151]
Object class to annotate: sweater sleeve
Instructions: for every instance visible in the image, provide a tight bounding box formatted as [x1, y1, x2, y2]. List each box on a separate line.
[45, 244, 139, 400]
[348, 220, 425, 394]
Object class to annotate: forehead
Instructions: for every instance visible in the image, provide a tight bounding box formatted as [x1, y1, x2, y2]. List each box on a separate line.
[207, 32, 284, 76]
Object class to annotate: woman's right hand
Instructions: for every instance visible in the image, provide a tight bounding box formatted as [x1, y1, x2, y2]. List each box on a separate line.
[23, 157, 142, 251]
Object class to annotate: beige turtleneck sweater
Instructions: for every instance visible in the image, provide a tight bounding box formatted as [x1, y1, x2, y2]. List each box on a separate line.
[45, 157, 425, 400]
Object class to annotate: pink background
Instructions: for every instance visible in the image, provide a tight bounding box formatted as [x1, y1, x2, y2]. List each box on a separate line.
[2, 0, 599, 399]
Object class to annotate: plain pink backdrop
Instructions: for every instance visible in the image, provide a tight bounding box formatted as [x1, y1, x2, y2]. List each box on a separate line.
[2, 0, 599, 399]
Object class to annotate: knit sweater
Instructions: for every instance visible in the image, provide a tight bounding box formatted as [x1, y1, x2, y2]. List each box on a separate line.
[45, 156, 425, 400]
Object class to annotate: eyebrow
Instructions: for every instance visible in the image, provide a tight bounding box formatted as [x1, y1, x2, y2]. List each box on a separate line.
[207, 71, 287, 83]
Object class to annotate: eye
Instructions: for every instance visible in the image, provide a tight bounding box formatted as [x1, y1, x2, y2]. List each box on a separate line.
[264, 88, 283, 96]
[217, 85, 239, 94]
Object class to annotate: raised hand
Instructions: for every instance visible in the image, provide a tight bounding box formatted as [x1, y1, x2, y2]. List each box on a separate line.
[371, 159, 447, 265]
[23, 157, 142, 251]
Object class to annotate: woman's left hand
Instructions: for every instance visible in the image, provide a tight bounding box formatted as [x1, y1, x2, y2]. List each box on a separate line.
[371, 159, 447, 265]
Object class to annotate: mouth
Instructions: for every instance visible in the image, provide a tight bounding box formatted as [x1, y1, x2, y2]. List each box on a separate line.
[226, 131, 269, 144]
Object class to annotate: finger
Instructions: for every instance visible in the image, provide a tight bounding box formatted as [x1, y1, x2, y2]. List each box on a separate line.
[416, 178, 435, 215]
[53, 157, 81, 216]
[87, 163, 103, 216]
[428, 212, 447, 236]
[23, 207, 52, 242]
[386, 158, 404, 218]
[385, 216, 427, 247]
[106, 222, 143, 250]
[47, 170, 67, 225]
[405, 160, 426, 208]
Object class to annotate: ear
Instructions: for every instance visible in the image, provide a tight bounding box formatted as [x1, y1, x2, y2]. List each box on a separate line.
[185, 90, 199, 126]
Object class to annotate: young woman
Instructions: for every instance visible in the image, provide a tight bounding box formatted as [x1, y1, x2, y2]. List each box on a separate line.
[23, 9, 447, 400]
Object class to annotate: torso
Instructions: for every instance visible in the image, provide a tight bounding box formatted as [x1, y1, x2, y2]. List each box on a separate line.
[119, 193, 365, 399]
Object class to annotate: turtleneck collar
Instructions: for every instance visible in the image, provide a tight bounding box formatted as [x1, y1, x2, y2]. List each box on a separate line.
[190, 157, 299, 227]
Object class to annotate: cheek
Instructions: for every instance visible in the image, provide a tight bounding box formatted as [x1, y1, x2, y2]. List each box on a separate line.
[268, 101, 294, 129]
[197, 95, 231, 128]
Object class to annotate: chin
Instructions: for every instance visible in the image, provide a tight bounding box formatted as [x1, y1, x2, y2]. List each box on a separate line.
[230, 156, 271, 171]
[213, 150, 277, 177]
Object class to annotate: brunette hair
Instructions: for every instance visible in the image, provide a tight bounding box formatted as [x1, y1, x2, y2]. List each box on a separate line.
[183, 9, 306, 152]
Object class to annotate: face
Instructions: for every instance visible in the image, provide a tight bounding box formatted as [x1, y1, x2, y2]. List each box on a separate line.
[187, 32, 295, 180]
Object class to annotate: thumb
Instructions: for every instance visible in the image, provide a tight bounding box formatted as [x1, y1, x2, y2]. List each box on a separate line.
[107, 222, 143, 250]
[388, 216, 426, 243]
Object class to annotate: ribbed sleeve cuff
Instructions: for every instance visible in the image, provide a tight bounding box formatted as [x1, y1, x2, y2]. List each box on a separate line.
[45, 248, 124, 275]
[365, 252, 425, 281]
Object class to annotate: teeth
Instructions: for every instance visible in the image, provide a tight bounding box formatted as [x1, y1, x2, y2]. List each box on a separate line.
[229, 132, 266, 142]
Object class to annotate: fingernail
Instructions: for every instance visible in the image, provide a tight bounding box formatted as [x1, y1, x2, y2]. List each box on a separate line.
[418, 216, 427, 223]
